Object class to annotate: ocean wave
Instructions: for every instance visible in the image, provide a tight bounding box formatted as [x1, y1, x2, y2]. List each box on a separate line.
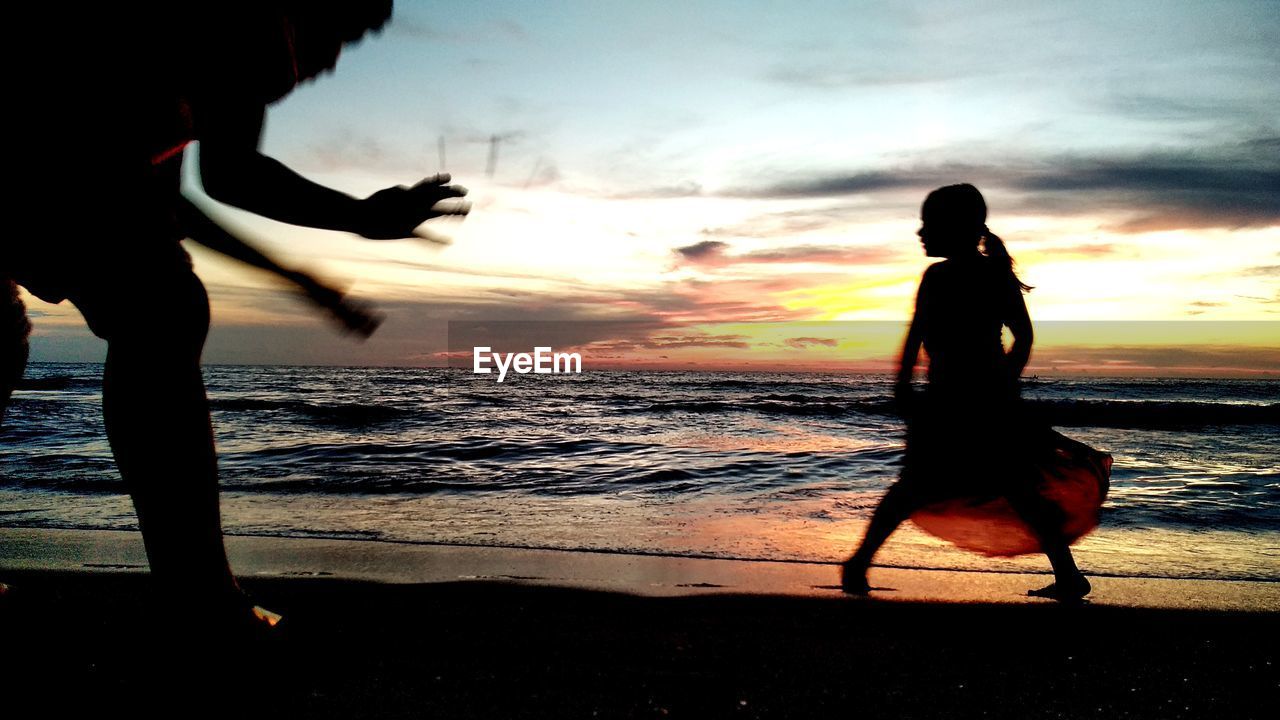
[15, 375, 98, 391]
[637, 398, 895, 418]
[224, 436, 643, 465]
[634, 395, 1279, 428]
[1030, 399, 1280, 428]
[209, 398, 414, 425]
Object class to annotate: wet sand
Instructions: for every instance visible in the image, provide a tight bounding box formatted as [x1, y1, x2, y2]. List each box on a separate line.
[2, 528, 1277, 718]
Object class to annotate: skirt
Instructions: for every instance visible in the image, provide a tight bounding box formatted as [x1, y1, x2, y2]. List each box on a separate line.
[899, 391, 1112, 557]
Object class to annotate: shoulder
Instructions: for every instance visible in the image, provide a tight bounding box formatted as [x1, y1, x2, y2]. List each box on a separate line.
[920, 260, 956, 290]
[922, 260, 950, 279]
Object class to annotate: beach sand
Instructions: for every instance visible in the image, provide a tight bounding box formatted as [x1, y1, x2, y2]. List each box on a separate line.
[2, 528, 1277, 718]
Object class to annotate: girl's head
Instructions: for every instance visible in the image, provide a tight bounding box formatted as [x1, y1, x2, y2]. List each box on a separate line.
[918, 184, 1031, 292]
[917, 183, 986, 258]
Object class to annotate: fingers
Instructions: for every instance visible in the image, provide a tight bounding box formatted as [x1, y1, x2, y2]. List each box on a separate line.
[412, 227, 454, 246]
[433, 199, 471, 217]
[411, 174, 468, 198]
[413, 172, 451, 186]
[417, 183, 469, 200]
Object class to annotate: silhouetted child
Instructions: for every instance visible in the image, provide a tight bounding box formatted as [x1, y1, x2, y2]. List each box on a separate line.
[842, 184, 1103, 602]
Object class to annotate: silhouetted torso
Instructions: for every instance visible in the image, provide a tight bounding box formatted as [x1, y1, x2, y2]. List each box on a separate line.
[6, 4, 294, 305]
[918, 255, 1017, 401]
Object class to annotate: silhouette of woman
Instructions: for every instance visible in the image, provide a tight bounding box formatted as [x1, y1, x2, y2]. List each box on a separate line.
[1, 1, 465, 631]
[841, 184, 1108, 602]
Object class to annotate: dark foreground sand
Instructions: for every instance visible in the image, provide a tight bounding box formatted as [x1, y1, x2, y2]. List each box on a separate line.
[3, 569, 1277, 719]
[2, 529, 1277, 719]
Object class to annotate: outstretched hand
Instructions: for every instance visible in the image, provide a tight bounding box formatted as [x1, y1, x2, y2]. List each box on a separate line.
[356, 173, 470, 240]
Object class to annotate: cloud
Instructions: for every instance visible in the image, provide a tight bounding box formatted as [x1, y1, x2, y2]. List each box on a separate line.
[723, 170, 921, 200]
[382, 259, 578, 284]
[386, 17, 462, 42]
[606, 181, 704, 200]
[300, 129, 404, 174]
[674, 240, 727, 264]
[1241, 265, 1280, 277]
[1185, 300, 1227, 316]
[1030, 345, 1280, 374]
[1100, 93, 1272, 126]
[717, 138, 1280, 233]
[698, 205, 901, 239]
[520, 158, 561, 189]
[742, 245, 899, 265]
[784, 337, 838, 349]
[674, 240, 899, 269]
[1035, 243, 1119, 257]
[764, 65, 966, 90]
[649, 333, 749, 349]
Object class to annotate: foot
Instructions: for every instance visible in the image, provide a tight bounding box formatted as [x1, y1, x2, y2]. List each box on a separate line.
[840, 561, 871, 595]
[188, 589, 286, 641]
[1028, 574, 1091, 602]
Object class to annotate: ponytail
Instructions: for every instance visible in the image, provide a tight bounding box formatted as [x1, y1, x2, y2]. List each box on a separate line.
[980, 226, 1032, 293]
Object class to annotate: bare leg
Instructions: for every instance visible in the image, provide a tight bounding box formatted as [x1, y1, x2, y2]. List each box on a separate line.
[842, 480, 922, 593]
[1004, 475, 1090, 601]
[91, 270, 243, 612]
[1, 277, 30, 426]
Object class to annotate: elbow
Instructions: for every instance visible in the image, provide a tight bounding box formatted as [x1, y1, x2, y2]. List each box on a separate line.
[199, 152, 258, 209]
[199, 165, 236, 205]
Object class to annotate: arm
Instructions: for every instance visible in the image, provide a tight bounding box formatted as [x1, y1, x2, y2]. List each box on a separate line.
[177, 197, 383, 338]
[897, 313, 924, 389]
[1004, 281, 1033, 381]
[894, 269, 931, 411]
[198, 105, 467, 239]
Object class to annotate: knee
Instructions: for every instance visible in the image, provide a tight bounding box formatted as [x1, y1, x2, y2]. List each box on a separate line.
[878, 480, 923, 517]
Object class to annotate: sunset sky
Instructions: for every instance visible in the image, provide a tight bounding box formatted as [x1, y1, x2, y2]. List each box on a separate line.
[24, 1, 1279, 373]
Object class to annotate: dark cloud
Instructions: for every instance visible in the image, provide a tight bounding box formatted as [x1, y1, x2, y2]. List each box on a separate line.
[718, 139, 1280, 233]
[784, 337, 838, 349]
[618, 334, 751, 350]
[674, 240, 898, 268]
[723, 170, 924, 199]
[1241, 265, 1280, 277]
[674, 240, 727, 263]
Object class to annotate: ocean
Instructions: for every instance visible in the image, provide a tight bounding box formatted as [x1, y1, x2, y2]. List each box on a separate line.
[2, 363, 1277, 581]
